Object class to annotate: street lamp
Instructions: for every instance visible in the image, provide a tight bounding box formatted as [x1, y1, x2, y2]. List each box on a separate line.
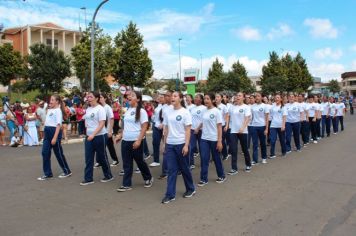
[80, 7, 87, 29]
[91, 0, 109, 91]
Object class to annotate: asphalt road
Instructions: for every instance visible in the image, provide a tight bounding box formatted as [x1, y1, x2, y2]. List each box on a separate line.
[1, 115, 356, 236]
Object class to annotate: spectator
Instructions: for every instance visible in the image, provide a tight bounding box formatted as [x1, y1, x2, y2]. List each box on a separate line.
[36, 101, 46, 142]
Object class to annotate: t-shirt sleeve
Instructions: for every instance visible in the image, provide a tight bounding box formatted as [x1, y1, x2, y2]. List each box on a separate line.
[55, 109, 62, 125]
[107, 107, 114, 119]
[283, 107, 288, 116]
[245, 106, 252, 117]
[140, 109, 149, 124]
[216, 110, 223, 124]
[98, 107, 107, 121]
[265, 104, 270, 114]
[184, 110, 192, 126]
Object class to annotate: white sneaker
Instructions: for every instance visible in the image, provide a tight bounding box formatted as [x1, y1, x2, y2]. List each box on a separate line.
[149, 162, 161, 167]
[262, 159, 267, 164]
[313, 140, 318, 144]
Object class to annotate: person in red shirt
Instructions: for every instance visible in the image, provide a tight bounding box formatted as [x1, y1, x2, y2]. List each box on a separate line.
[75, 103, 86, 137]
[14, 106, 25, 140]
[112, 99, 121, 135]
[145, 102, 154, 123]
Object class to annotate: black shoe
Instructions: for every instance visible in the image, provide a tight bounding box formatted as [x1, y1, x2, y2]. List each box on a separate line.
[100, 177, 114, 183]
[37, 175, 53, 181]
[183, 190, 196, 198]
[80, 181, 94, 186]
[144, 177, 154, 188]
[161, 196, 175, 204]
[117, 186, 132, 192]
[158, 174, 167, 180]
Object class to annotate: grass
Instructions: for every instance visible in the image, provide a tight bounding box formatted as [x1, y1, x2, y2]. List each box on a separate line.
[0, 90, 41, 103]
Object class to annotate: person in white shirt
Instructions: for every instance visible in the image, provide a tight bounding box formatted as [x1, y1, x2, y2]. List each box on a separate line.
[98, 93, 119, 167]
[307, 95, 318, 143]
[80, 91, 113, 186]
[298, 94, 310, 146]
[36, 101, 46, 142]
[223, 94, 232, 157]
[320, 96, 331, 137]
[150, 93, 165, 167]
[215, 93, 230, 161]
[10, 130, 21, 147]
[37, 94, 72, 181]
[285, 94, 303, 152]
[314, 95, 322, 139]
[115, 91, 153, 191]
[188, 94, 206, 169]
[0, 106, 6, 146]
[329, 97, 338, 134]
[269, 94, 287, 158]
[198, 93, 226, 187]
[161, 91, 195, 204]
[225, 92, 252, 175]
[250, 93, 269, 164]
[185, 94, 195, 112]
[335, 97, 346, 132]
[247, 95, 255, 150]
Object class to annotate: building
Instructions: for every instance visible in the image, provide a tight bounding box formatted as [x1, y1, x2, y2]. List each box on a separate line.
[248, 76, 262, 91]
[341, 71, 356, 96]
[3, 22, 81, 56]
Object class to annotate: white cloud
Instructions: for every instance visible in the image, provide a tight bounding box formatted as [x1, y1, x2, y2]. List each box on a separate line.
[351, 44, 356, 52]
[314, 47, 343, 60]
[232, 26, 261, 41]
[0, 0, 128, 30]
[145, 40, 172, 56]
[304, 18, 338, 39]
[309, 63, 345, 81]
[267, 23, 294, 40]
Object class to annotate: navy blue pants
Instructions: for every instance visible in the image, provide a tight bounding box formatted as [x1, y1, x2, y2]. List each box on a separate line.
[165, 144, 195, 198]
[230, 133, 251, 170]
[270, 128, 286, 156]
[84, 134, 112, 182]
[251, 126, 267, 163]
[121, 140, 152, 187]
[247, 126, 253, 149]
[152, 126, 163, 163]
[200, 139, 225, 182]
[338, 116, 344, 131]
[41, 126, 71, 177]
[316, 118, 321, 138]
[321, 115, 331, 137]
[226, 128, 232, 154]
[286, 122, 301, 152]
[308, 117, 317, 141]
[78, 120, 85, 135]
[189, 130, 201, 165]
[221, 126, 228, 158]
[332, 117, 339, 133]
[300, 120, 310, 144]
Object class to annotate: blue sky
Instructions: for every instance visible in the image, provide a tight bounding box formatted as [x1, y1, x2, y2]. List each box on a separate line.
[1, 0, 355, 81]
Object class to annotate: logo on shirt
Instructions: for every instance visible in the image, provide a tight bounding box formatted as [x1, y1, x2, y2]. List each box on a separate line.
[209, 114, 215, 119]
[239, 109, 244, 113]
[90, 113, 95, 118]
[259, 108, 264, 112]
[49, 112, 53, 116]
[176, 115, 182, 121]
[130, 111, 135, 116]
[293, 107, 297, 111]
[197, 110, 201, 114]
[278, 109, 282, 113]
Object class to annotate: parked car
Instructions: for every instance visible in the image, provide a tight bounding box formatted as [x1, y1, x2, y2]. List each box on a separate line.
[110, 83, 119, 90]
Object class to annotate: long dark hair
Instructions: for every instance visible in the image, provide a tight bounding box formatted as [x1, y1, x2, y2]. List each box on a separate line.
[205, 93, 217, 107]
[216, 93, 226, 105]
[100, 92, 112, 106]
[275, 94, 284, 108]
[133, 91, 143, 122]
[196, 93, 204, 106]
[174, 91, 185, 108]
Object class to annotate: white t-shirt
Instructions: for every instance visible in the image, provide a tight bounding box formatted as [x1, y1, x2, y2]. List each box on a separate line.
[336, 103, 345, 116]
[270, 104, 288, 128]
[307, 102, 318, 118]
[330, 103, 337, 117]
[84, 105, 107, 136]
[44, 108, 62, 127]
[226, 103, 233, 127]
[201, 107, 223, 141]
[10, 136, 20, 145]
[228, 104, 251, 134]
[163, 107, 192, 145]
[36, 107, 46, 124]
[186, 104, 196, 113]
[286, 102, 302, 123]
[251, 103, 269, 127]
[190, 105, 207, 130]
[0, 113, 6, 126]
[299, 102, 308, 121]
[122, 107, 148, 141]
[103, 104, 114, 120]
[320, 102, 330, 116]
[217, 103, 228, 126]
[153, 104, 163, 128]
[266, 104, 272, 121]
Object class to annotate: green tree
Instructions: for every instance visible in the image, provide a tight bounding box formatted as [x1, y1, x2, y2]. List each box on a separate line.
[294, 52, 313, 92]
[27, 43, 71, 95]
[227, 61, 255, 93]
[206, 58, 226, 92]
[71, 25, 114, 92]
[113, 21, 153, 88]
[0, 43, 25, 96]
[261, 51, 287, 94]
[328, 79, 341, 93]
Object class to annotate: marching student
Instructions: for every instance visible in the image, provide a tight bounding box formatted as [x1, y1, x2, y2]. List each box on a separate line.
[215, 93, 230, 161]
[186, 94, 195, 112]
[335, 97, 346, 131]
[320, 96, 331, 138]
[307, 95, 318, 144]
[188, 94, 206, 169]
[298, 94, 310, 146]
[81, 91, 113, 185]
[285, 94, 303, 153]
[99, 93, 120, 166]
[161, 91, 195, 204]
[314, 95, 322, 140]
[269, 94, 287, 158]
[159, 90, 173, 179]
[247, 95, 255, 150]
[198, 93, 226, 187]
[38, 94, 72, 181]
[250, 92, 269, 164]
[329, 97, 338, 134]
[150, 93, 165, 167]
[223, 94, 232, 158]
[225, 92, 252, 175]
[116, 91, 153, 192]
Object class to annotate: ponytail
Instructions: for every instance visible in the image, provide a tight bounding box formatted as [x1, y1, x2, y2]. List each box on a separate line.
[134, 91, 143, 122]
[52, 94, 66, 120]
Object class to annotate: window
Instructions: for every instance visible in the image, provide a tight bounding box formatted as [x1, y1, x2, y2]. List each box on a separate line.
[349, 81, 356, 86]
[46, 38, 58, 50]
[256, 81, 262, 86]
